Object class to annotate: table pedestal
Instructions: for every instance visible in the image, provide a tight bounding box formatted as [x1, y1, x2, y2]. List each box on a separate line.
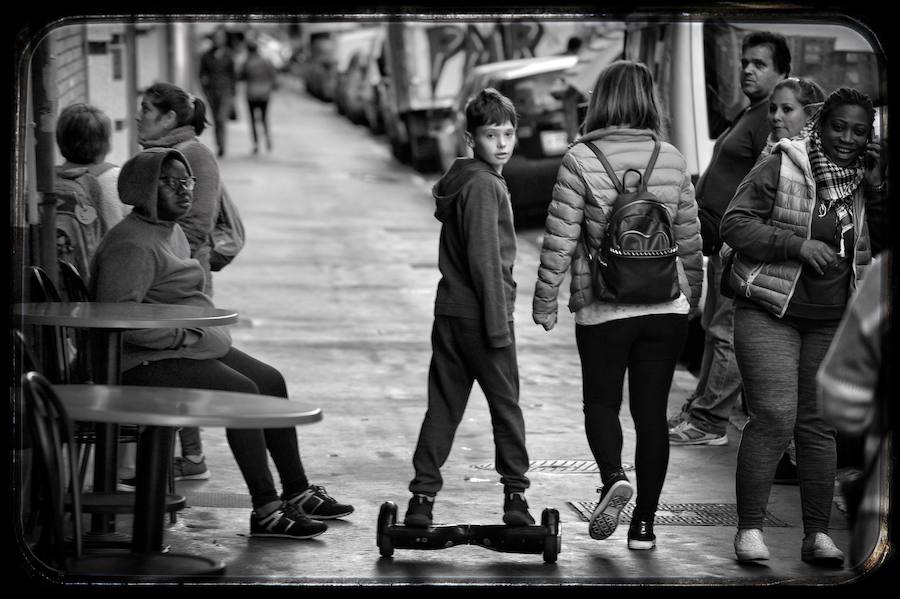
[89, 329, 124, 534]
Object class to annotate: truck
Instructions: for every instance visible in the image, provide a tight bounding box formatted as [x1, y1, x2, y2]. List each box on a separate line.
[379, 19, 611, 172]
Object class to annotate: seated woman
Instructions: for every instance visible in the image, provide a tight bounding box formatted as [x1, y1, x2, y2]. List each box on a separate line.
[88, 147, 353, 540]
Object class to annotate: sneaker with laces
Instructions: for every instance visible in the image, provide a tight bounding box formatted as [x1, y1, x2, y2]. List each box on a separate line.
[627, 517, 656, 550]
[502, 491, 535, 526]
[801, 532, 844, 566]
[734, 528, 770, 562]
[173, 456, 210, 481]
[667, 399, 694, 430]
[404, 493, 435, 528]
[668, 421, 728, 446]
[250, 503, 327, 539]
[284, 484, 354, 520]
[589, 476, 633, 540]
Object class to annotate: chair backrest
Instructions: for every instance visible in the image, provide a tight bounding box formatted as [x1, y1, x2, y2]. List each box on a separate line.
[57, 260, 91, 302]
[21, 371, 83, 568]
[27, 265, 62, 302]
[25, 267, 70, 383]
[55, 260, 93, 382]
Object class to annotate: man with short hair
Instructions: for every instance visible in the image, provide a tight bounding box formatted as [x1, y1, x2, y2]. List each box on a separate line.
[669, 31, 791, 446]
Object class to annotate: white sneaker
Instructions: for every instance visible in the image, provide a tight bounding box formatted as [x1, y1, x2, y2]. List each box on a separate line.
[734, 528, 770, 562]
[801, 532, 844, 566]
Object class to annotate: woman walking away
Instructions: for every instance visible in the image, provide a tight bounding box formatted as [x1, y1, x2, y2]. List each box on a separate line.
[90, 148, 354, 539]
[532, 60, 703, 550]
[134, 81, 223, 484]
[722, 87, 885, 566]
[240, 37, 279, 154]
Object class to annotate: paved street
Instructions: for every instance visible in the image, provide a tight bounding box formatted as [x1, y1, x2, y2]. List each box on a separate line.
[77, 78, 871, 587]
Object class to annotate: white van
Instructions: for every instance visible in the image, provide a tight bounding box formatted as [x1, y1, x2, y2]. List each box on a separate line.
[624, 18, 886, 183]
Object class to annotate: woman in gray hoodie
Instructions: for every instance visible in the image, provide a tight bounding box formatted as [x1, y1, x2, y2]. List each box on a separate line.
[89, 147, 354, 540]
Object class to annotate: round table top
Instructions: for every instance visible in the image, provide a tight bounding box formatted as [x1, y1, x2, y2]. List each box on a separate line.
[52, 384, 322, 428]
[12, 302, 239, 329]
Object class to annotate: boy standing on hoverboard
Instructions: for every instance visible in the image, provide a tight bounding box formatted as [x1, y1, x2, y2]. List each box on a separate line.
[405, 88, 533, 528]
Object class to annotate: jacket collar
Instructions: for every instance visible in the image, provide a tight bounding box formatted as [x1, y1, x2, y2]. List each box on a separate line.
[572, 127, 656, 147]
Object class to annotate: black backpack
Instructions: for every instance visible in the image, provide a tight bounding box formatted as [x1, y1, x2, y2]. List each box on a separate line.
[579, 140, 680, 304]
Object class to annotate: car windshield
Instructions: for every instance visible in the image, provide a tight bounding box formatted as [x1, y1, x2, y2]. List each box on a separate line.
[497, 71, 567, 117]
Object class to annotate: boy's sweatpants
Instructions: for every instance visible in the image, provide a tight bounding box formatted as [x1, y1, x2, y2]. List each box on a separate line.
[409, 315, 530, 497]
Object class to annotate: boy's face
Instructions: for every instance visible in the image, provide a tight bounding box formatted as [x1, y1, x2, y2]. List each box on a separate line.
[466, 121, 516, 173]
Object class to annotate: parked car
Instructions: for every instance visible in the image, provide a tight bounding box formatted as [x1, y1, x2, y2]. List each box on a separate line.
[435, 55, 578, 221]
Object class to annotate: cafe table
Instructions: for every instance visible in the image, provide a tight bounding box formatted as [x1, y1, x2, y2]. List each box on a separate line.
[52, 384, 323, 576]
[12, 302, 239, 533]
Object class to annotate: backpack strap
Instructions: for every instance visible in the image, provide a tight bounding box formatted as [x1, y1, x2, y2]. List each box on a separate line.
[583, 139, 661, 191]
[583, 141, 624, 193]
[641, 140, 661, 191]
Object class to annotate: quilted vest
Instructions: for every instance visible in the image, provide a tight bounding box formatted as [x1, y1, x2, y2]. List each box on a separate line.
[730, 139, 872, 317]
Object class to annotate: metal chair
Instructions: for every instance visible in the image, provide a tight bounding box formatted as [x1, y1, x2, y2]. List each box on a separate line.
[20, 371, 224, 579]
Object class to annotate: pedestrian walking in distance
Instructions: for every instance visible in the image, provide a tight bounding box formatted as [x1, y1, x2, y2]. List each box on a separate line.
[532, 60, 703, 550]
[240, 37, 279, 154]
[405, 88, 534, 529]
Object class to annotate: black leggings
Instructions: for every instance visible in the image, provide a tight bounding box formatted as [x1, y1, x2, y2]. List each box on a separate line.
[247, 98, 270, 147]
[575, 313, 688, 519]
[122, 347, 309, 508]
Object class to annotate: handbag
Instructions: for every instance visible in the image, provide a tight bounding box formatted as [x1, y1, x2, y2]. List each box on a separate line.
[209, 182, 245, 271]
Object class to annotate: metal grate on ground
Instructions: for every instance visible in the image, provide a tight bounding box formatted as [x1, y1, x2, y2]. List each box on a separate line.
[567, 501, 792, 527]
[472, 459, 633, 473]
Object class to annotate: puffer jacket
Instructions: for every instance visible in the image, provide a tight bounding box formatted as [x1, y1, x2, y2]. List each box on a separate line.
[533, 127, 703, 318]
[722, 137, 873, 318]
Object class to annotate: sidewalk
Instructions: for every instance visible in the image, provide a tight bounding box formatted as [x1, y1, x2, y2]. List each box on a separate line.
[82, 78, 864, 586]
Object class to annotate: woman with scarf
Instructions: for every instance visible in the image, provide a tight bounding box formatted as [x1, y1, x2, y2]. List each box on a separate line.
[720, 87, 885, 566]
[133, 81, 221, 483]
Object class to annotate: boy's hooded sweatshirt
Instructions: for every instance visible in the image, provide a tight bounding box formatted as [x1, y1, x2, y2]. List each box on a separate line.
[432, 157, 517, 348]
[89, 147, 231, 371]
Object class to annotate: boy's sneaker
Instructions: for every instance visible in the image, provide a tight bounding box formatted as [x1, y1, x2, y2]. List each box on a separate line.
[502, 491, 535, 526]
[173, 456, 210, 480]
[404, 494, 435, 528]
[668, 421, 728, 446]
[250, 503, 327, 540]
[117, 477, 136, 492]
[589, 476, 634, 540]
[627, 517, 656, 550]
[284, 484, 354, 520]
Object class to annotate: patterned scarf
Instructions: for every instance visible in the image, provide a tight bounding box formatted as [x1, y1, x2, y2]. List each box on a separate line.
[806, 122, 864, 257]
[807, 126, 865, 206]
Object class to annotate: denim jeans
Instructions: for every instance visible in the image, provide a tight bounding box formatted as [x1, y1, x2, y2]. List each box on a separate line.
[178, 427, 203, 457]
[576, 314, 688, 520]
[123, 347, 309, 509]
[410, 316, 529, 496]
[686, 253, 743, 435]
[733, 303, 840, 534]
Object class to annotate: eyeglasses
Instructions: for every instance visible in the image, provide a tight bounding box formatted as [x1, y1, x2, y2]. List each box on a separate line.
[159, 176, 196, 192]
